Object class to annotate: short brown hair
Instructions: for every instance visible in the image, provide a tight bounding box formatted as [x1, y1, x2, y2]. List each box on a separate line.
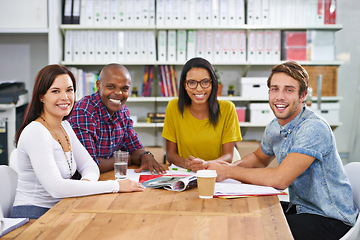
[267, 61, 309, 97]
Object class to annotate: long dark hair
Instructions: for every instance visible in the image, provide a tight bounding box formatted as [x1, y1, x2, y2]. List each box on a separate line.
[14, 65, 76, 146]
[178, 57, 220, 126]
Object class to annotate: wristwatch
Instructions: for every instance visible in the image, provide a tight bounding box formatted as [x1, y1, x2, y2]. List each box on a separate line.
[139, 151, 154, 161]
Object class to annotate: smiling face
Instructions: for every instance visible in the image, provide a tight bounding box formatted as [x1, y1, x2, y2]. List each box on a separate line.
[185, 67, 212, 106]
[41, 74, 74, 119]
[96, 66, 131, 116]
[268, 72, 307, 126]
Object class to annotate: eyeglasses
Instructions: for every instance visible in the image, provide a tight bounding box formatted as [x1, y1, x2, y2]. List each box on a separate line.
[185, 79, 212, 89]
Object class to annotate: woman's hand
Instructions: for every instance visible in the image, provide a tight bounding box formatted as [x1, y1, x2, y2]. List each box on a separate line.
[185, 156, 206, 172]
[118, 179, 146, 192]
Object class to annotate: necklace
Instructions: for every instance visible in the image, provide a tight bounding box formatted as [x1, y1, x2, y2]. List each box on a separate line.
[40, 116, 73, 177]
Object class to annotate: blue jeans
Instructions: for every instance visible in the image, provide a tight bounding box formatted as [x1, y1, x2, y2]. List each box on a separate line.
[10, 205, 50, 219]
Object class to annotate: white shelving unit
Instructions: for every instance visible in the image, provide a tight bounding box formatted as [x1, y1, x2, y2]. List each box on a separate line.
[56, 2, 342, 146]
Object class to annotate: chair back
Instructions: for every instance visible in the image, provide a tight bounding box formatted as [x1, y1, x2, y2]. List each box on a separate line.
[232, 147, 241, 163]
[0, 166, 18, 218]
[9, 149, 19, 173]
[340, 162, 360, 240]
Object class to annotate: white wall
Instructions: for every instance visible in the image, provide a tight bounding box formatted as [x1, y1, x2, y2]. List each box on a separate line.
[334, 1, 360, 163]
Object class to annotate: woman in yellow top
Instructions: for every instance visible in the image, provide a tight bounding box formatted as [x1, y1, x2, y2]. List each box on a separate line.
[162, 58, 242, 172]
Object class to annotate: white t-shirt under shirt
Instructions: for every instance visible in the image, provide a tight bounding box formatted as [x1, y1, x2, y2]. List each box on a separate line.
[13, 120, 119, 209]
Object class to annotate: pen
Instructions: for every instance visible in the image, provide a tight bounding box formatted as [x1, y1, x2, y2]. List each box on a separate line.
[171, 167, 191, 172]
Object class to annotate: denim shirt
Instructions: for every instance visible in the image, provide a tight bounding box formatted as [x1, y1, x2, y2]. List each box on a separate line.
[261, 106, 358, 226]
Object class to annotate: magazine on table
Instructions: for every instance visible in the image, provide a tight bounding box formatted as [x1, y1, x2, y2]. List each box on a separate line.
[141, 175, 197, 191]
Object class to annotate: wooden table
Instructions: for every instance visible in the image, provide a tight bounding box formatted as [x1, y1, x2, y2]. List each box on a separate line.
[6, 171, 293, 240]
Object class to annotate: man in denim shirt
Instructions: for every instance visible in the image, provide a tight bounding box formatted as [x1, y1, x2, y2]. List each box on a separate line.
[205, 61, 358, 240]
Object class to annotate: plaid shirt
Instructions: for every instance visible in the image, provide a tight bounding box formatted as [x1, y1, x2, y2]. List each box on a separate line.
[68, 91, 143, 165]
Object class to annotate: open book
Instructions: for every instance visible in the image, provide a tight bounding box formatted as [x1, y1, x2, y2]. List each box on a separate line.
[141, 175, 197, 191]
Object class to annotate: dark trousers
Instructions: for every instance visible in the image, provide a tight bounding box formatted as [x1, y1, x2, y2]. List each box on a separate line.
[281, 201, 351, 240]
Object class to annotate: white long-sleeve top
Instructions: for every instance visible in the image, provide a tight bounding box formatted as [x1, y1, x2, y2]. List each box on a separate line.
[13, 120, 119, 208]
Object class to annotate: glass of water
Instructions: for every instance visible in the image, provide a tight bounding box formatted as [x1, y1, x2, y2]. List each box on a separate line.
[113, 150, 129, 179]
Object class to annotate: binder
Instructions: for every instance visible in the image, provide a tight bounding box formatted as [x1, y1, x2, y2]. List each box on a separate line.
[165, 0, 173, 26]
[95, 30, 103, 62]
[167, 30, 177, 62]
[72, 0, 81, 24]
[186, 30, 196, 60]
[253, 0, 262, 25]
[147, 31, 156, 61]
[238, 30, 246, 62]
[73, 30, 81, 62]
[247, 30, 256, 62]
[235, 0, 245, 25]
[324, 0, 336, 24]
[228, 0, 236, 26]
[195, 0, 203, 26]
[85, 0, 95, 26]
[261, 0, 270, 25]
[117, 31, 126, 61]
[329, 0, 336, 24]
[203, 0, 212, 26]
[219, 0, 228, 25]
[157, 30, 167, 62]
[132, 31, 140, 61]
[214, 30, 222, 61]
[256, 31, 264, 62]
[272, 30, 281, 61]
[62, 0, 72, 24]
[101, 0, 110, 26]
[133, 0, 142, 25]
[140, 0, 149, 26]
[180, 0, 189, 25]
[109, 0, 118, 26]
[79, 0, 87, 25]
[205, 30, 214, 62]
[125, 0, 134, 25]
[87, 30, 96, 62]
[148, 0, 156, 26]
[102, 31, 111, 62]
[188, 1, 197, 27]
[79, 30, 88, 62]
[229, 31, 238, 62]
[177, 30, 187, 63]
[306, 0, 317, 26]
[222, 30, 230, 62]
[196, 30, 205, 58]
[64, 30, 73, 62]
[263, 30, 273, 62]
[316, 0, 324, 25]
[139, 31, 147, 60]
[118, 0, 126, 24]
[172, 0, 181, 26]
[211, 0, 219, 26]
[156, 0, 165, 27]
[109, 31, 118, 61]
[93, 0, 102, 25]
[246, 0, 254, 25]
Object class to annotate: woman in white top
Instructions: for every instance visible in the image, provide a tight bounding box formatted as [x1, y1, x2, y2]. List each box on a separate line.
[10, 65, 145, 219]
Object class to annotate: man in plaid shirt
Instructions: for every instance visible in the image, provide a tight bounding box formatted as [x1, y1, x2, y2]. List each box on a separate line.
[69, 64, 165, 174]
